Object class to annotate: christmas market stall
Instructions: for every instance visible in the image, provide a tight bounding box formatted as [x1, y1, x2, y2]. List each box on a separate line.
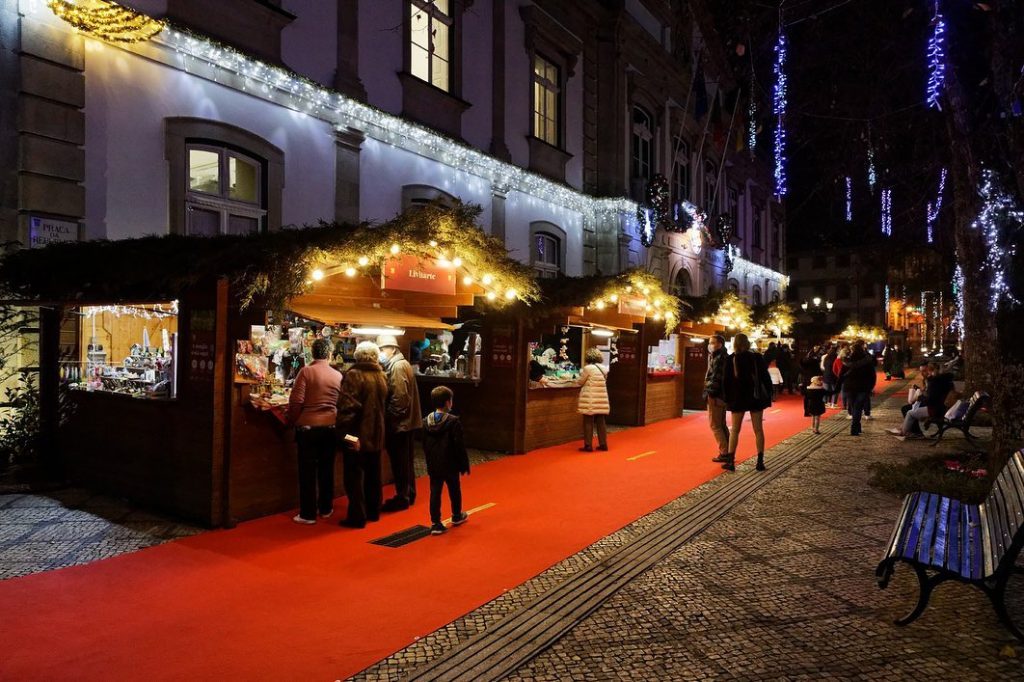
[0, 206, 537, 526]
[501, 270, 684, 452]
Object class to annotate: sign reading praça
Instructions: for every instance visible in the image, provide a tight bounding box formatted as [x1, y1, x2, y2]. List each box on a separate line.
[29, 216, 79, 248]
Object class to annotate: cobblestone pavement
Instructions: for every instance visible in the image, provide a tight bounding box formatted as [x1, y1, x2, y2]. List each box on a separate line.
[0, 488, 202, 580]
[354, 384, 1023, 681]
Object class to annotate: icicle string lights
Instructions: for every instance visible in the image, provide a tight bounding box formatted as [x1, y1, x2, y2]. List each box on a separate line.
[925, 168, 947, 243]
[845, 176, 853, 222]
[972, 170, 1022, 311]
[881, 187, 892, 236]
[747, 87, 758, 153]
[772, 30, 788, 197]
[884, 284, 890, 325]
[926, 0, 947, 110]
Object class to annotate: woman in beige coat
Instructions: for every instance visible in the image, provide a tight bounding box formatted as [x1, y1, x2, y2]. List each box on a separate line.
[577, 347, 610, 451]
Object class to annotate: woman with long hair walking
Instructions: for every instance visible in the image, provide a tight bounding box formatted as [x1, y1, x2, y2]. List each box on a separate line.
[721, 333, 773, 472]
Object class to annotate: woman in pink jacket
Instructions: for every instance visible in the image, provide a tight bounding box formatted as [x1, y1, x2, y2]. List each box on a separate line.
[577, 347, 610, 452]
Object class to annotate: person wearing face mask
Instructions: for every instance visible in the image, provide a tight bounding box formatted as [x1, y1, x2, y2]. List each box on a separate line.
[376, 335, 422, 511]
[704, 334, 731, 464]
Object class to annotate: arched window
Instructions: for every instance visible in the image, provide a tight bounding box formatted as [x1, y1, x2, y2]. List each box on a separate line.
[728, 278, 739, 293]
[530, 222, 566, 278]
[632, 106, 654, 182]
[402, 184, 457, 210]
[672, 267, 692, 297]
[672, 136, 690, 205]
[771, 290, 781, 303]
[186, 144, 266, 235]
[752, 285, 762, 306]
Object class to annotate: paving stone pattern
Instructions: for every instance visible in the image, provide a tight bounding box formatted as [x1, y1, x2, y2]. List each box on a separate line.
[354, 385, 1023, 681]
[0, 488, 202, 580]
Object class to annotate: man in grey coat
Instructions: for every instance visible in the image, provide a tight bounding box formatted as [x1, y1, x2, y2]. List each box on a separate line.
[378, 335, 422, 511]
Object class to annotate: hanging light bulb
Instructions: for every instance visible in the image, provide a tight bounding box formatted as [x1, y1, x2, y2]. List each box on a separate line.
[452, 256, 462, 267]
[486, 291, 496, 301]
[437, 257, 451, 268]
[505, 288, 517, 300]
[462, 275, 474, 285]
[345, 267, 356, 277]
[357, 256, 369, 266]
[482, 274, 494, 285]
[311, 268, 325, 281]
[595, 300, 606, 310]
[610, 294, 619, 302]
[390, 243, 401, 255]
[429, 240, 438, 248]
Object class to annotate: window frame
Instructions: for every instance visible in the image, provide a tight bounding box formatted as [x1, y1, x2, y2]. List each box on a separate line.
[703, 160, 717, 214]
[408, 0, 454, 93]
[531, 53, 562, 148]
[672, 136, 690, 205]
[631, 105, 654, 182]
[529, 222, 566, 279]
[185, 143, 266, 236]
[751, 203, 763, 249]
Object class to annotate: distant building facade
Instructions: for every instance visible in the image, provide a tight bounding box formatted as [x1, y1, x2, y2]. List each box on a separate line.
[786, 249, 885, 330]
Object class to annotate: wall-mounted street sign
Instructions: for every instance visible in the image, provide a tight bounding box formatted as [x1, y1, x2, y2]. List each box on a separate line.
[29, 216, 79, 248]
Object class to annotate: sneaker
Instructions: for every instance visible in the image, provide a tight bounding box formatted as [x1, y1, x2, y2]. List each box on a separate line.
[320, 509, 334, 519]
[813, 429, 821, 435]
[886, 428, 902, 435]
[292, 514, 315, 525]
[711, 453, 730, 463]
[895, 435, 907, 442]
[452, 512, 469, 526]
[845, 414, 853, 420]
[864, 415, 874, 421]
[430, 522, 447, 535]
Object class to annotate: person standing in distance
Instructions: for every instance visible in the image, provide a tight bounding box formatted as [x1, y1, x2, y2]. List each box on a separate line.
[377, 335, 422, 511]
[705, 334, 731, 464]
[285, 338, 342, 524]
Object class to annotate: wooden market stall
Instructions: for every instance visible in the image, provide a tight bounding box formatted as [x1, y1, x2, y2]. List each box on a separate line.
[0, 206, 537, 527]
[445, 271, 686, 454]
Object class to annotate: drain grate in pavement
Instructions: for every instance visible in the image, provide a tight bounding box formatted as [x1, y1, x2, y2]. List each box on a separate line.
[369, 525, 432, 548]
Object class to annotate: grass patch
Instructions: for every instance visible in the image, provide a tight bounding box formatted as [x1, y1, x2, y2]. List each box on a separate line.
[868, 451, 992, 504]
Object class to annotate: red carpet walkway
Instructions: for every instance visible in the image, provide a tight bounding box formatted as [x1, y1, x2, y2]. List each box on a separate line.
[1, 393, 826, 681]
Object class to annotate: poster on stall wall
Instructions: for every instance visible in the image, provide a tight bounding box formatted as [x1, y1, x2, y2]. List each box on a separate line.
[616, 333, 638, 364]
[189, 310, 216, 383]
[491, 326, 515, 368]
[381, 255, 456, 295]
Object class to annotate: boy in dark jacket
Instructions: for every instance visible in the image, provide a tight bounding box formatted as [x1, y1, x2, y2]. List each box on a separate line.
[422, 386, 470, 535]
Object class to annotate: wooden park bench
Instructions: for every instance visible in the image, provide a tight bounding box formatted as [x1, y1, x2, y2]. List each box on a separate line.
[928, 390, 990, 447]
[876, 449, 1024, 641]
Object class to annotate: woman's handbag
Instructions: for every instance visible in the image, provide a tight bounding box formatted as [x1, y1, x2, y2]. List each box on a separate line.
[751, 358, 770, 406]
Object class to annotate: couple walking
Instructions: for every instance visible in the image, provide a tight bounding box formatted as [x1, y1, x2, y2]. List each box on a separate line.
[703, 334, 773, 472]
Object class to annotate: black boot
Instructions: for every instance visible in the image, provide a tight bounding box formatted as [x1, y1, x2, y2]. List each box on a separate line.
[755, 452, 766, 471]
[711, 453, 729, 463]
[721, 453, 735, 471]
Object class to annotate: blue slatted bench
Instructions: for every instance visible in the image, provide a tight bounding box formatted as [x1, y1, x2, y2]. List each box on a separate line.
[876, 449, 1024, 640]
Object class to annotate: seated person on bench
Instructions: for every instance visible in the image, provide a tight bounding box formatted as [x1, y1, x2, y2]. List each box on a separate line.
[889, 363, 954, 440]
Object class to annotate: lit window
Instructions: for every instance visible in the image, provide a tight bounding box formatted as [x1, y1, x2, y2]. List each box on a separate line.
[632, 106, 653, 181]
[533, 232, 561, 278]
[532, 54, 560, 146]
[186, 145, 265, 236]
[410, 0, 452, 92]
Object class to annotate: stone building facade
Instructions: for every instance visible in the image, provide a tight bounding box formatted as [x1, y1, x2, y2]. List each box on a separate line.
[1, 0, 786, 301]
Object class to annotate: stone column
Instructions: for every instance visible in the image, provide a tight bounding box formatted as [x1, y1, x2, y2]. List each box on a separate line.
[490, 184, 508, 242]
[15, 10, 85, 244]
[334, 127, 364, 224]
[335, 0, 366, 100]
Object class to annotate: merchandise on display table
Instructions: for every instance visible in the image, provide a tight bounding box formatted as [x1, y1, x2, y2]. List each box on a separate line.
[412, 329, 482, 381]
[66, 304, 178, 400]
[528, 326, 583, 388]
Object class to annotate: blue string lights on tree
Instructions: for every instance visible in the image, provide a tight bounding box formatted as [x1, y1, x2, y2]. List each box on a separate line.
[867, 147, 877, 193]
[952, 262, 964, 343]
[972, 169, 1023, 311]
[926, 0, 947, 110]
[845, 176, 853, 222]
[925, 168, 947, 243]
[772, 30, 788, 197]
[881, 187, 893, 236]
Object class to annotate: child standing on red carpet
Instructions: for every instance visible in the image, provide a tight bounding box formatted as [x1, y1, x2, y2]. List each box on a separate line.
[422, 386, 471, 536]
[804, 375, 826, 434]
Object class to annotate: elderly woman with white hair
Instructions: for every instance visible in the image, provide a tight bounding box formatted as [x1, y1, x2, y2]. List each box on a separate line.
[335, 341, 390, 528]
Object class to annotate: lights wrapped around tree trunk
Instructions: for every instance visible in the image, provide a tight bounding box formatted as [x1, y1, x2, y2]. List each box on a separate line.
[952, 262, 965, 343]
[926, 168, 947, 243]
[47, 0, 164, 44]
[845, 176, 853, 222]
[972, 169, 1022, 311]
[772, 30, 789, 197]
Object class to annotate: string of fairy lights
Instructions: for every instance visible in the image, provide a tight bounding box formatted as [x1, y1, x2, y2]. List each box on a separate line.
[46, 0, 164, 43]
[925, 0, 947, 110]
[880, 187, 892, 236]
[772, 30, 789, 197]
[925, 168, 947, 243]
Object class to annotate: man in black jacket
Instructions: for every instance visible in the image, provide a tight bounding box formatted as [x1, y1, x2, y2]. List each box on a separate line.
[704, 335, 730, 462]
[841, 341, 876, 436]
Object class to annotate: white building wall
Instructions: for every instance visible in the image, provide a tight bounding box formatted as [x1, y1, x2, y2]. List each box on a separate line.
[82, 41, 337, 240]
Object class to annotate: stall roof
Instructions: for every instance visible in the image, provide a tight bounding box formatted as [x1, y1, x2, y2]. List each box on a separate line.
[287, 303, 454, 331]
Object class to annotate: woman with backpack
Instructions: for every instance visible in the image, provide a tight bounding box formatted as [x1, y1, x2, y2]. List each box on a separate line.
[720, 333, 773, 472]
